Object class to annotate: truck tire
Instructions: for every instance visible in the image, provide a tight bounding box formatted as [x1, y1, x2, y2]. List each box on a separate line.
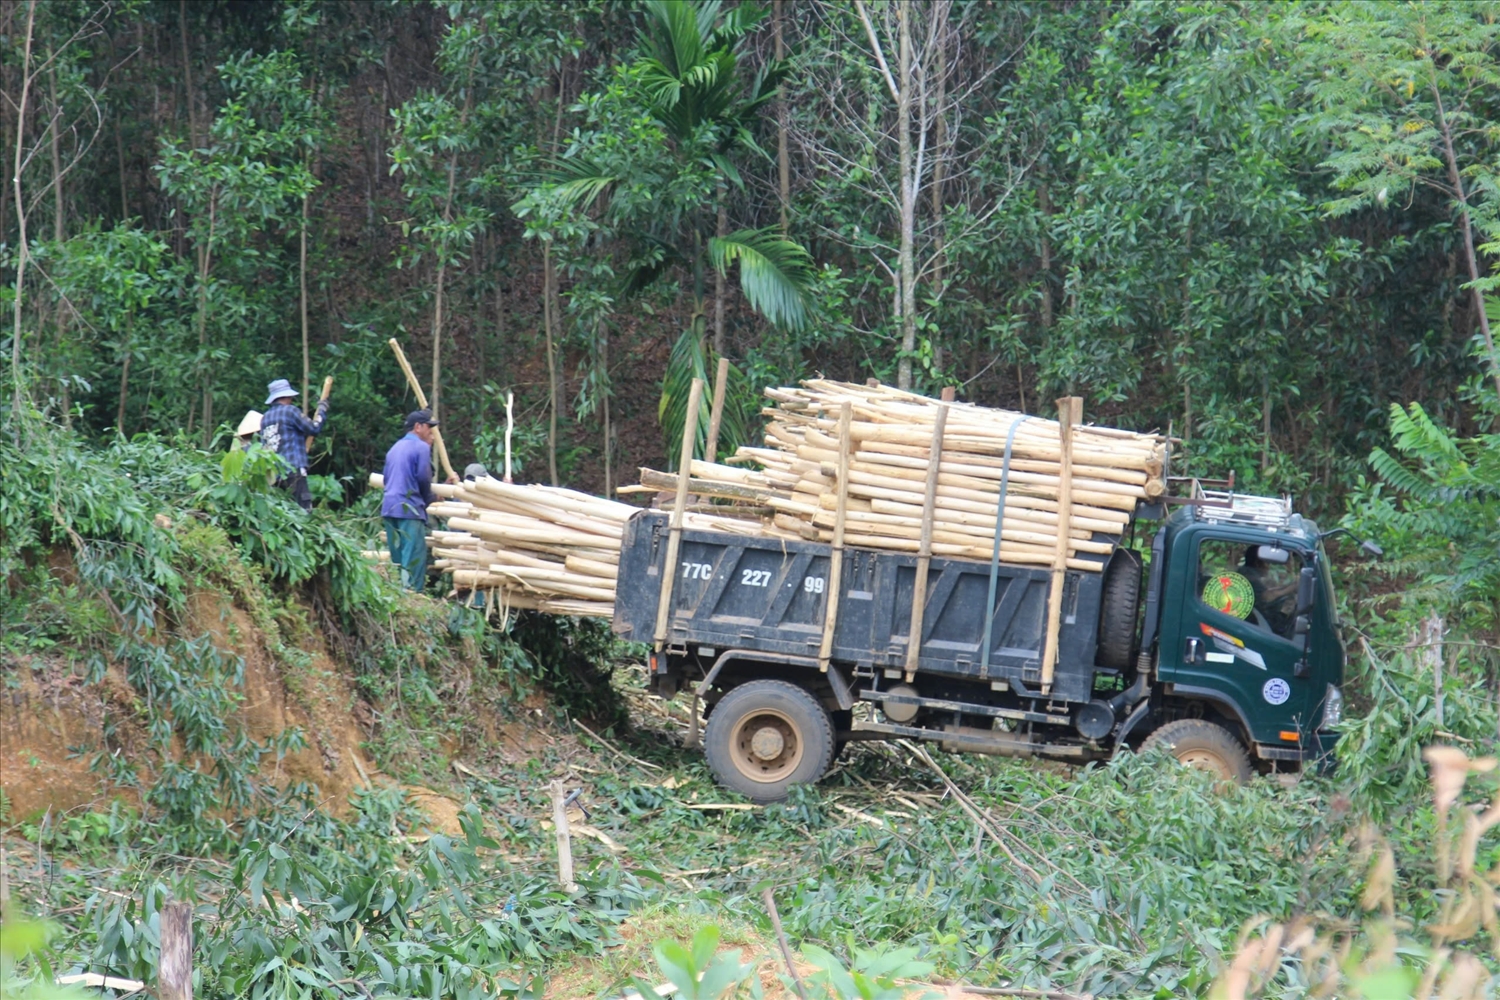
[703, 680, 835, 803]
[1097, 548, 1142, 669]
[1140, 719, 1252, 784]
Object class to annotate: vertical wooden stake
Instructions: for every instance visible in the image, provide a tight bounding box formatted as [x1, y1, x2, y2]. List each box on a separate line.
[1425, 614, 1445, 728]
[1041, 397, 1081, 694]
[818, 403, 853, 673]
[550, 780, 576, 892]
[159, 900, 193, 1000]
[388, 338, 456, 481]
[705, 356, 731, 463]
[653, 377, 706, 650]
[905, 401, 949, 681]
[503, 390, 514, 483]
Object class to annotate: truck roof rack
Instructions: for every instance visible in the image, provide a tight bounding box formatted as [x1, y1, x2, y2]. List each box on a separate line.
[1191, 487, 1305, 536]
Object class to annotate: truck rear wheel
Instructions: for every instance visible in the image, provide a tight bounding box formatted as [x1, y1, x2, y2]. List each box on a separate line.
[1097, 548, 1142, 669]
[1140, 719, 1252, 784]
[704, 680, 835, 802]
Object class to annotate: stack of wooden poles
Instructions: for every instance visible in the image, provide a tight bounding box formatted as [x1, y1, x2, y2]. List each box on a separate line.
[638, 379, 1168, 573]
[367, 474, 761, 617]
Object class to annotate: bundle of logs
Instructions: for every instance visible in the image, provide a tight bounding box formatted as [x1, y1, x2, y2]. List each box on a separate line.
[366, 474, 762, 617]
[633, 379, 1168, 573]
[369, 379, 1166, 634]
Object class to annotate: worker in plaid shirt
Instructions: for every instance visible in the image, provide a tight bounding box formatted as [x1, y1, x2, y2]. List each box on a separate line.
[259, 378, 329, 510]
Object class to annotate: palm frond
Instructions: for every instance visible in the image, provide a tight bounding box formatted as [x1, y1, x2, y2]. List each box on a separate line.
[658, 325, 754, 464]
[708, 228, 814, 330]
[659, 325, 712, 468]
[711, 1, 766, 48]
[1370, 446, 1444, 504]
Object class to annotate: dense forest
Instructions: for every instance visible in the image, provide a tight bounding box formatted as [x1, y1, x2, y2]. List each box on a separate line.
[12, 1, 1500, 998]
[5, 0, 1498, 506]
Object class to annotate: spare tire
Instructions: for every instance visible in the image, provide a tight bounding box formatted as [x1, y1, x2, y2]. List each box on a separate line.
[1097, 547, 1142, 669]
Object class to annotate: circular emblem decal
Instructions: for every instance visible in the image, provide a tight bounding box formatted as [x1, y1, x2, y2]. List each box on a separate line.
[1202, 572, 1256, 620]
[1262, 678, 1291, 706]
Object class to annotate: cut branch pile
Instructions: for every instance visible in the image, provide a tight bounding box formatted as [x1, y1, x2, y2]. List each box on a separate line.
[634, 379, 1168, 572]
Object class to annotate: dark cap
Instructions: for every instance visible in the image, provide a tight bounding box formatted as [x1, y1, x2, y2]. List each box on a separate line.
[404, 409, 438, 429]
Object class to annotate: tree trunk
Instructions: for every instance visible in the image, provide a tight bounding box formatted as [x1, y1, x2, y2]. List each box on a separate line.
[1038, 179, 1053, 330]
[775, 0, 789, 234]
[300, 189, 310, 410]
[927, 11, 947, 376]
[493, 261, 506, 383]
[117, 337, 131, 434]
[1435, 88, 1500, 400]
[896, 0, 916, 391]
[924, 13, 948, 299]
[543, 62, 568, 487]
[600, 319, 612, 497]
[9, 0, 36, 426]
[178, 0, 200, 147]
[431, 148, 459, 423]
[544, 240, 559, 487]
[115, 115, 129, 218]
[1261, 377, 1271, 475]
[195, 195, 217, 447]
[713, 183, 727, 358]
[49, 53, 69, 426]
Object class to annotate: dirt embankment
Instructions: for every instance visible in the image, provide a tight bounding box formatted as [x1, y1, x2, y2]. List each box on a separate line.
[1, 587, 372, 823]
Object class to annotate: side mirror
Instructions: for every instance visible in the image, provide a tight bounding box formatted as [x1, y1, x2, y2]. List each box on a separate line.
[1293, 614, 1312, 668]
[1256, 545, 1291, 564]
[1360, 539, 1384, 558]
[1296, 566, 1317, 615]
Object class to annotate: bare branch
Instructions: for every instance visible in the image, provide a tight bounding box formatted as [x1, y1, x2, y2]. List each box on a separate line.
[853, 0, 900, 103]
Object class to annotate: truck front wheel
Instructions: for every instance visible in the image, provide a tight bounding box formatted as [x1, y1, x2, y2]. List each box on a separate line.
[1140, 719, 1252, 784]
[704, 680, 835, 802]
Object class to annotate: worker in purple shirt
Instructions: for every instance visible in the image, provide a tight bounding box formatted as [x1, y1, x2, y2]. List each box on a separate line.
[382, 409, 439, 591]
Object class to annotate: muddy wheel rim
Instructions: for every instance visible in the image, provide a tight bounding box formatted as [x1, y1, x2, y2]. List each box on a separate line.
[1176, 747, 1233, 779]
[729, 708, 804, 784]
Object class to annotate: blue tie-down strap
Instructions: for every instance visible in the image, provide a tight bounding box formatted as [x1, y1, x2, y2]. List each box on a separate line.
[980, 416, 1030, 677]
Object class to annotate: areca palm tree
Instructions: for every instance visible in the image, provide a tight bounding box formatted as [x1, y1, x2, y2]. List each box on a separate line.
[538, 0, 813, 462]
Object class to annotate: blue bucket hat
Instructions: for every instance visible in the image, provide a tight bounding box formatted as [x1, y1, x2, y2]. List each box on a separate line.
[265, 378, 298, 405]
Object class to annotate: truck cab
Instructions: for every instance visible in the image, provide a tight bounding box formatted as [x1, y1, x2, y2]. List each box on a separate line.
[1134, 492, 1345, 775]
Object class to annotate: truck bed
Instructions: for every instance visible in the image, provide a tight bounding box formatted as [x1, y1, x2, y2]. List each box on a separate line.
[613, 511, 1112, 703]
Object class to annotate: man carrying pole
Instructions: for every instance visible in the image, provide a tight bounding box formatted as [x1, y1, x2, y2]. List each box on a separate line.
[259, 378, 330, 511]
[383, 409, 439, 591]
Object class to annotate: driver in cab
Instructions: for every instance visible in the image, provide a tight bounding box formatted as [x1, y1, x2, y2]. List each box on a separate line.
[1238, 546, 1297, 638]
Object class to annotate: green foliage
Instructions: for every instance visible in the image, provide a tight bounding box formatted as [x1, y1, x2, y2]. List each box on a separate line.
[645, 926, 758, 1000]
[1348, 402, 1500, 627]
[0, 913, 95, 1000]
[800, 943, 935, 1000]
[62, 793, 647, 1000]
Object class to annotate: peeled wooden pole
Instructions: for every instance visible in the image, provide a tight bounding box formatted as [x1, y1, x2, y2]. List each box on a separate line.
[1041, 397, 1081, 693]
[654, 378, 705, 650]
[388, 337, 457, 481]
[305, 375, 332, 453]
[817, 403, 853, 673]
[504, 390, 514, 483]
[904, 401, 948, 681]
[705, 356, 731, 462]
